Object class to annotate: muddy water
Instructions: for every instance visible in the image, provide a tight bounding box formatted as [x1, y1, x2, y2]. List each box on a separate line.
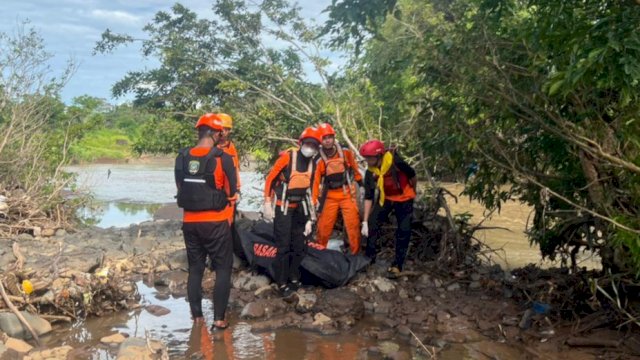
[441, 183, 600, 270]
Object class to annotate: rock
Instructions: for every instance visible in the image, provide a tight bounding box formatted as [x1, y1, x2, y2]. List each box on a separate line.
[414, 295, 422, 301]
[254, 285, 276, 297]
[315, 288, 365, 320]
[145, 304, 171, 317]
[241, 302, 266, 319]
[155, 264, 170, 273]
[55, 229, 67, 237]
[469, 281, 482, 289]
[117, 337, 166, 360]
[4, 337, 32, 354]
[470, 273, 482, 281]
[0, 343, 5, 357]
[60, 247, 103, 274]
[372, 277, 395, 292]
[434, 279, 443, 288]
[295, 293, 317, 313]
[464, 341, 524, 359]
[374, 330, 394, 340]
[397, 325, 411, 336]
[398, 288, 408, 299]
[24, 345, 74, 359]
[0, 311, 52, 339]
[312, 313, 332, 326]
[41, 228, 55, 237]
[32, 227, 42, 237]
[437, 311, 450, 322]
[378, 341, 400, 358]
[101, 333, 126, 344]
[388, 351, 411, 360]
[446, 283, 461, 291]
[437, 317, 484, 343]
[233, 272, 271, 291]
[418, 273, 431, 284]
[17, 233, 33, 241]
[373, 300, 392, 315]
[166, 250, 188, 271]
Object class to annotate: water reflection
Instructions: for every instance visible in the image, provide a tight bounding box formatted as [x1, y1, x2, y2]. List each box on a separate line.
[79, 202, 162, 228]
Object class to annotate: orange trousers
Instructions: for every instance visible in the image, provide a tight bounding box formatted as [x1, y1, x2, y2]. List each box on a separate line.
[316, 188, 361, 254]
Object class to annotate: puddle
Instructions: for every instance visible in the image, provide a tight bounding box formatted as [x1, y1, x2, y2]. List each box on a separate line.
[42, 281, 430, 359]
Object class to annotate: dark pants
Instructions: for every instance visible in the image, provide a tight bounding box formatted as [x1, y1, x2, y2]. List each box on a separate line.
[273, 205, 307, 286]
[365, 199, 414, 270]
[183, 221, 233, 320]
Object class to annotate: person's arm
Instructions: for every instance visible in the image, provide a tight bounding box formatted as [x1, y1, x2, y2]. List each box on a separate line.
[221, 153, 237, 198]
[362, 170, 376, 221]
[263, 152, 290, 204]
[228, 142, 242, 190]
[345, 149, 363, 185]
[311, 159, 325, 205]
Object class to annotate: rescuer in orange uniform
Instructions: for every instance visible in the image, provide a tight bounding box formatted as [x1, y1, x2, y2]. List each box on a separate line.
[359, 139, 417, 277]
[217, 113, 241, 210]
[263, 127, 322, 296]
[175, 113, 237, 329]
[312, 123, 363, 254]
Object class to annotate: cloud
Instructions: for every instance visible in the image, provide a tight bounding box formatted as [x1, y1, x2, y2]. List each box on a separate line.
[90, 9, 141, 25]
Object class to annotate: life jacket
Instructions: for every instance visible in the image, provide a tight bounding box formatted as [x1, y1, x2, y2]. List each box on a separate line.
[319, 145, 349, 189]
[174, 147, 229, 211]
[382, 165, 409, 197]
[284, 150, 312, 202]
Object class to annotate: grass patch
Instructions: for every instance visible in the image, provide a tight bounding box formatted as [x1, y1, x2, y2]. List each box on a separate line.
[70, 129, 133, 162]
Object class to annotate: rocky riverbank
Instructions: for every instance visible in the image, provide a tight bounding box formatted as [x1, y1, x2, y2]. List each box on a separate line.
[0, 214, 638, 359]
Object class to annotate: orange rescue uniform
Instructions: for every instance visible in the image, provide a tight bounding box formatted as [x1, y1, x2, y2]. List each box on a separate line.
[312, 146, 363, 254]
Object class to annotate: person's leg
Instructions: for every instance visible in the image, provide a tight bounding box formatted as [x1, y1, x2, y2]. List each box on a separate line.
[202, 221, 233, 322]
[315, 197, 339, 247]
[365, 201, 392, 261]
[183, 223, 207, 319]
[289, 206, 307, 284]
[339, 196, 362, 255]
[393, 200, 414, 271]
[273, 207, 293, 287]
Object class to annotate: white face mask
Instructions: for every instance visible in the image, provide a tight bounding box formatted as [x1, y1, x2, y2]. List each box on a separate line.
[300, 145, 317, 158]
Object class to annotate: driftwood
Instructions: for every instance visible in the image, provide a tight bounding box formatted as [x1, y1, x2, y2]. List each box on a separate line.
[0, 280, 42, 346]
[566, 337, 621, 348]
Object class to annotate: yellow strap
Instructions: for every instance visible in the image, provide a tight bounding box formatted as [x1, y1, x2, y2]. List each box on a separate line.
[368, 152, 393, 205]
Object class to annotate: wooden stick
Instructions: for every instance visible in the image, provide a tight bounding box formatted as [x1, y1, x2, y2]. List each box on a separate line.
[0, 280, 41, 346]
[12, 242, 25, 271]
[408, 328, 435, 358]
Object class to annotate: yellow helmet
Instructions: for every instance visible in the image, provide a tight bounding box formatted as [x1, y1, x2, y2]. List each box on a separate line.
[218, 113, 233, 129]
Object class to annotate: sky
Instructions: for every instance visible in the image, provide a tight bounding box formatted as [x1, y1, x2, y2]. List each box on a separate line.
[1, 0, 336, 104]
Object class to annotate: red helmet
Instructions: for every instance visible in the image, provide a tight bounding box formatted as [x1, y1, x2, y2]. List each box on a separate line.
[299, 127, 322, 144]
[318, 123, 336, 138]
[195, 113, 223, 131]
[359, 139, 385, 157]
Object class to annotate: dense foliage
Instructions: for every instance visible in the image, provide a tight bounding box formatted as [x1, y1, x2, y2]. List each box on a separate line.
[94, 0, 640, 275]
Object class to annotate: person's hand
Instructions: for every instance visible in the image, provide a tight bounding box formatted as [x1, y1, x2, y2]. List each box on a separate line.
[235, 191, 242, 204]
[262, 202, 274, 221]
[303, 220, 314, 236]
[361, 221, 369, 237]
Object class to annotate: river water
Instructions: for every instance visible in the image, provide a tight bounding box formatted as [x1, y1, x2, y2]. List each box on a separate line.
[59, 162, 597, 359]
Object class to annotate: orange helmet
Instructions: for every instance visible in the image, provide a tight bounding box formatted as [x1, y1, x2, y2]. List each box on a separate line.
[218, 113, 233, 128]
[318, 123, 336, 138]
[299, 126, 322, 144]
[195, 113, 223, 131]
